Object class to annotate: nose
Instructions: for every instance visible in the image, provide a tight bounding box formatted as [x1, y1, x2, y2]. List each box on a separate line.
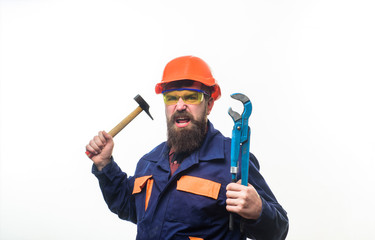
[175, 97, 187, 111]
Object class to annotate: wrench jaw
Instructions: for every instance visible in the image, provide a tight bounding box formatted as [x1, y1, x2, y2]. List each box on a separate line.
[229, 93, 253, 120]
[230, 93, 250, 104]
[228, 108, 241, 122]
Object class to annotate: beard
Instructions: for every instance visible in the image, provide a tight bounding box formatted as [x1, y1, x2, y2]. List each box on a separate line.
[167, 110, 207, 155]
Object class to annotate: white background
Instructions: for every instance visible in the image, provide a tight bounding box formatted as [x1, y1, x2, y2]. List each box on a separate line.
[1, 0, 374, 239]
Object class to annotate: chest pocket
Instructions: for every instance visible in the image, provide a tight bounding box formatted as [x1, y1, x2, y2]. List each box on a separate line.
[132, 175, 154, 211]
[177, 175, 221, 200]
[167, 175, 224, 226]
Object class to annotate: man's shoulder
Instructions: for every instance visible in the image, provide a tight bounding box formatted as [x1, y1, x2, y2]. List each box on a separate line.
[206, 121, 231, 146]
[140, 141, 168, 162]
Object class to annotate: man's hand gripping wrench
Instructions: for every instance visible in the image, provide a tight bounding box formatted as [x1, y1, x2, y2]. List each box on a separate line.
[228, 93, 252, 231]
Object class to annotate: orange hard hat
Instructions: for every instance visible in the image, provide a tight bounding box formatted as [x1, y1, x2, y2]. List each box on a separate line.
[155, 56, 221, 100]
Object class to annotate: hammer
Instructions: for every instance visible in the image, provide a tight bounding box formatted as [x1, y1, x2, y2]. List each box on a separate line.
[86, 94, 153, 158]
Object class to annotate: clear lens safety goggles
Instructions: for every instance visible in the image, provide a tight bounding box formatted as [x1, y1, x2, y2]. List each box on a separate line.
[162, 88, 208, 105]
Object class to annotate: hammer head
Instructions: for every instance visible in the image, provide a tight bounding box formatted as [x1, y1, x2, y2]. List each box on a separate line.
[134, 94, 154, 120]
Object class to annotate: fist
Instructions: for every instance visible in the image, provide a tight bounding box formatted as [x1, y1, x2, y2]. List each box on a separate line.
[226, 180, 262, 220]
[86, 131, 114, 171]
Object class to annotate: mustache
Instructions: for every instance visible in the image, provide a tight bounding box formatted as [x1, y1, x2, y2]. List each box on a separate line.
[171, 111, 194, 122]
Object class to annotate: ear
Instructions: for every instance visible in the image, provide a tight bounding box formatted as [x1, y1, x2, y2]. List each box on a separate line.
[206, 98, 214, 115]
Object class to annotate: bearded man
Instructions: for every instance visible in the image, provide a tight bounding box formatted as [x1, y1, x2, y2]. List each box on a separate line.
[86, 56, 289, 240]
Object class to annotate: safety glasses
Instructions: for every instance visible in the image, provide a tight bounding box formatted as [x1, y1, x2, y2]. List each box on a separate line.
[162, 88, 208, 105]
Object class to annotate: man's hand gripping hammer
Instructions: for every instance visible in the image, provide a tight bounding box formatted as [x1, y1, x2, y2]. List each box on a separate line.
[86, 94, 153, 158]
[228, 93, 252, 231]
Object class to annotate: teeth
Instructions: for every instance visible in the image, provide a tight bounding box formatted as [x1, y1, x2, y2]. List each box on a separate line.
[176, 117, 189, 123]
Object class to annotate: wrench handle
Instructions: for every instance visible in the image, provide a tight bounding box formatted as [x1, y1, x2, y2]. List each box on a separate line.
[85, 106, 143, 158]
[229, 213, 234, 231]
[229, 178, 236, 231]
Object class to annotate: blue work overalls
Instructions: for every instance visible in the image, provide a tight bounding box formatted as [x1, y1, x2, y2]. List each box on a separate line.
[93, 121, 289, 240]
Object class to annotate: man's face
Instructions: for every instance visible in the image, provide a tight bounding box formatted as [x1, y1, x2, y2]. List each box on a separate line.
[164, 81, 214, 153]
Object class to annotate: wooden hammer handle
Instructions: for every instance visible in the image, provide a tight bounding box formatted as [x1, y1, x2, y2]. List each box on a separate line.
[108, 106, 143, 137]
[85, 106, 143, 158]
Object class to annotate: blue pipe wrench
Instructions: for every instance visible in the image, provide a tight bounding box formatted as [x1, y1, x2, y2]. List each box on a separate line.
[228, 93, 252, 230]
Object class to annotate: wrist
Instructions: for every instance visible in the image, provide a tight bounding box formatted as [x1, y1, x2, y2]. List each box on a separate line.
[94, 157, 111, 171]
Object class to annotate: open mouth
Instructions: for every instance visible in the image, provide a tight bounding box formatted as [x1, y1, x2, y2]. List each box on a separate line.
[175, 116, 191, 128]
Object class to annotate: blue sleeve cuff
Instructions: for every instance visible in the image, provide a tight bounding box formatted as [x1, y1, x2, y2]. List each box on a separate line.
[91, 157, 121, 182]
[242, 196, 289, 239]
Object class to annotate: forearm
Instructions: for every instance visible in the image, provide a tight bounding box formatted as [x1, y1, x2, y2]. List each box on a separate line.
[244, 197, 289, 240]
[92, 158, 137, 222]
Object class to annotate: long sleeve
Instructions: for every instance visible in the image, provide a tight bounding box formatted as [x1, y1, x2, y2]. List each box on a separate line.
[243, 154, 289, 239]
[243, 197, 289, 240]
[92, 158, 137, 223]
